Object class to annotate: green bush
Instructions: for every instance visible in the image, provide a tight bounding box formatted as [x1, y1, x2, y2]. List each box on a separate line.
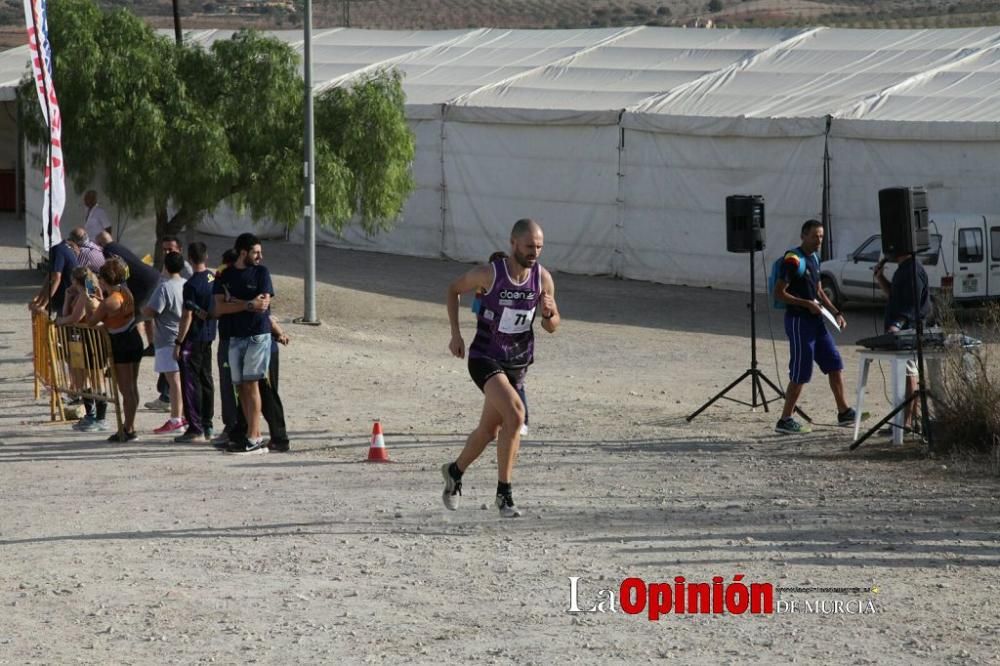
[931, 301, 1000, 469]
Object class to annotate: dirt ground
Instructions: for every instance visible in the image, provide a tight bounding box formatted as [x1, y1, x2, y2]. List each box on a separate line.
[1, 218, 998, 665]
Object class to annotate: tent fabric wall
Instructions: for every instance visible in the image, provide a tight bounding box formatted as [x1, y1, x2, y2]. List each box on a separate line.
[441, 121, 620, 273]
[620, 130, 826, 289]
[827, 138, 1000, 256]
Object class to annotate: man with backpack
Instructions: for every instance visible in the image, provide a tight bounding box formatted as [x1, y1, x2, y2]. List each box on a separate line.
[772, 219, 856, 434]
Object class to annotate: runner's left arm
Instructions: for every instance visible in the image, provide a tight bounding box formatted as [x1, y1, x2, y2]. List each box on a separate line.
[539, 268, 560, 334]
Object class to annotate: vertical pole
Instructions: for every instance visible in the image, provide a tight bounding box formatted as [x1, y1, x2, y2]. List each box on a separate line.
[821, 115, 833, 261]
[749, 249, 758, 407]
[302, 0, 319, 324]
[15, 89, 22, 217]
[749, 249, 757, 370]
[172, 1, 182, 45]
[912, 257, 932, 449]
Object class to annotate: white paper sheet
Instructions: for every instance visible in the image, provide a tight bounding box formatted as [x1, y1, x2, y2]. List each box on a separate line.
[818, 304, 842, 332]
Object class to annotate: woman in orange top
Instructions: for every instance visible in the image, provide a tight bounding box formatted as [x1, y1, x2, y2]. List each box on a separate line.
[86, 258, 143, 442]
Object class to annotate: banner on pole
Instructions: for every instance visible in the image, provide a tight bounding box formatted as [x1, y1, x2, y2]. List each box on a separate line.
[23, 0, 65, 250]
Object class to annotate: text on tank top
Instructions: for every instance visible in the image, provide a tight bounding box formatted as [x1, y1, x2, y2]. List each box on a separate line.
[469, 258, 541, 367]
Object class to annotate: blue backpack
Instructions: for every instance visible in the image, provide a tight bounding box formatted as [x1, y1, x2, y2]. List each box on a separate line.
[768, 248, 817, 309]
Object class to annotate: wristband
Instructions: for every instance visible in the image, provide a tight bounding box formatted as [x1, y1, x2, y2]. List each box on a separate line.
[245, 301, 253, 312]
[542, 312, 555, 320]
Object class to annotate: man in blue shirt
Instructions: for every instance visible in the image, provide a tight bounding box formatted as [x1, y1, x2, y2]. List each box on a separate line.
[773, 219, 855, 434]
[29, 237, 77, 316]
[212, 233, 273, 454]
[173, 242, 218, 443]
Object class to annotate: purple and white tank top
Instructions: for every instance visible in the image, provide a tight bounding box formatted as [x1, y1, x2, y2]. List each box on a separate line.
[469, 258, 541, 367]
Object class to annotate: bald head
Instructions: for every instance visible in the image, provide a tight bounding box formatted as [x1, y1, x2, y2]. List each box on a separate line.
[508, 218, 544, 270]
[67, 227, 88, 244]
[511, 218, 541, 240]
[95, 230, 112, 247]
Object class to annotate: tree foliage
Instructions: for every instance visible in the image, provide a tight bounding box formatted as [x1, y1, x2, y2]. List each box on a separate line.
[20, 0, 415, 243]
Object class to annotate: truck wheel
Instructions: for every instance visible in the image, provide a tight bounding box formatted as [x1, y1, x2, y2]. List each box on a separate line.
[821, 275, 843, 311]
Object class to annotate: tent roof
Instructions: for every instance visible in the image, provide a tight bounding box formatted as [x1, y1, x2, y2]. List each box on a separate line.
[624, 27, 1000, 134]
[0, 45, 28, 101]
[3, 25, 1000, 130]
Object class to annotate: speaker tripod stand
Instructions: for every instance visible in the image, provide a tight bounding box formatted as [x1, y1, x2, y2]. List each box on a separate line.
[687, 249, 811, 423]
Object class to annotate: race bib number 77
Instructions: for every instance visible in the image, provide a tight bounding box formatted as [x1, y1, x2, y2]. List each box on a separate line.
[498, 306, 535, 334]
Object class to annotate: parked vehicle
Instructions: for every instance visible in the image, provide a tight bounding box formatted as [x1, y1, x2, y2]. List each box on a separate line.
[820, 214, 1000, 310]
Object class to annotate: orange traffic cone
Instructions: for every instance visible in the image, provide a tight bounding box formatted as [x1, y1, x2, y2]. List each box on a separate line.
[366, 421, 391, 462]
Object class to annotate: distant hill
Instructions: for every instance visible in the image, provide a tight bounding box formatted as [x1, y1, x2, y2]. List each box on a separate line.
[0, 0, 997, 48]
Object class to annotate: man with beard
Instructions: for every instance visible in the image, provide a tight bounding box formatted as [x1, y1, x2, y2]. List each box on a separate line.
[212, 233, 273, 454]
[441, 219, 560, 518]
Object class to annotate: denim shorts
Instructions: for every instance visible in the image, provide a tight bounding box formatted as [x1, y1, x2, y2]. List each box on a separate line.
[229, 334, 271, 384]
[154, 345, 179, 374]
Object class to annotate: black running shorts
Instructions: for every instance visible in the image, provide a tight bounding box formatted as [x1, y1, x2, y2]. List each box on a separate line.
[468, 357, 526, 393]
[109, 327, 144, 365]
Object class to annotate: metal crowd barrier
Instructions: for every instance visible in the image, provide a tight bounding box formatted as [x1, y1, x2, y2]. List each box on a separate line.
[32, 311, 124, 435]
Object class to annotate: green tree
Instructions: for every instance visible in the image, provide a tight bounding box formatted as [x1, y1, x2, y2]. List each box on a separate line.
[21, 0, 414, 256]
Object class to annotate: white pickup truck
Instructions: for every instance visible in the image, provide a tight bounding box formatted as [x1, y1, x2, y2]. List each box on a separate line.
[820, 214, 1000, 310]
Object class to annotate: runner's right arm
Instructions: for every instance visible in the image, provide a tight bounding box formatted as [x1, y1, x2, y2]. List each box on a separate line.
[447, 265, 493, 359]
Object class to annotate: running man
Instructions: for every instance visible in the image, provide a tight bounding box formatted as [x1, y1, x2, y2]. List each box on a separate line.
[442, 219, 560, 518]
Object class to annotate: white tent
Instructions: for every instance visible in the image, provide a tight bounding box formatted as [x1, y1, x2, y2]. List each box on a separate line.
[6, 26, 1000, 289]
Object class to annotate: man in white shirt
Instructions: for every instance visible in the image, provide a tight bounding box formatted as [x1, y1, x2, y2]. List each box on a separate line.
[83, 190, 112, 240]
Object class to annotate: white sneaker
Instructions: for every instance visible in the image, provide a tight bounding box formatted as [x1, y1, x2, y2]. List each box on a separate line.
[495, 493, 522, 518]
[144, 398, 170, 412]
[227, 438, 268, 455]
[441, 463, 462, 511]
[519, 424, 529, 437]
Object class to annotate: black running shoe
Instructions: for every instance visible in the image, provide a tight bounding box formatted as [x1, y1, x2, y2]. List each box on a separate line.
[441, 463, 462, 510]
[226, 438, 268, 455]
[837, 408, 858, 426]
[107, 430, 138, 443]
[267, 439, 290, 453]
[495, 493, 522, 518]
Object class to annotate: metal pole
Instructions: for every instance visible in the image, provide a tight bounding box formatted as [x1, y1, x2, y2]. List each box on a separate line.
[15, 88, 22, 218]
[821, 114, 833, 261]
[172, 1, 182, 45]
[300, 0, 319, 325]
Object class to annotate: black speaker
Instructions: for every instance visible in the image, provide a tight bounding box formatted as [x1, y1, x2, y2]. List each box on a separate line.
[879, 186, 929, 258]
[726, 195, 766, 253]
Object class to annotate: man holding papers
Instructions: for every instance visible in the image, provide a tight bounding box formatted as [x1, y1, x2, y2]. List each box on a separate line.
[772, 219, 856, 434]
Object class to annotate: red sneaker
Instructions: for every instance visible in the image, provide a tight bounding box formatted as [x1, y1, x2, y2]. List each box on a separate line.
[154, 419, 187, 434]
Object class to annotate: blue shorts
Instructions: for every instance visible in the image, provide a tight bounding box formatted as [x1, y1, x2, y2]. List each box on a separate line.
[785, 313, 843, 384]
[229, 334, 271, 384]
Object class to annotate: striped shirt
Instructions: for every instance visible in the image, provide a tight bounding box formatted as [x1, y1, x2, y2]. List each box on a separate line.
[76, 240, 106, 272]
